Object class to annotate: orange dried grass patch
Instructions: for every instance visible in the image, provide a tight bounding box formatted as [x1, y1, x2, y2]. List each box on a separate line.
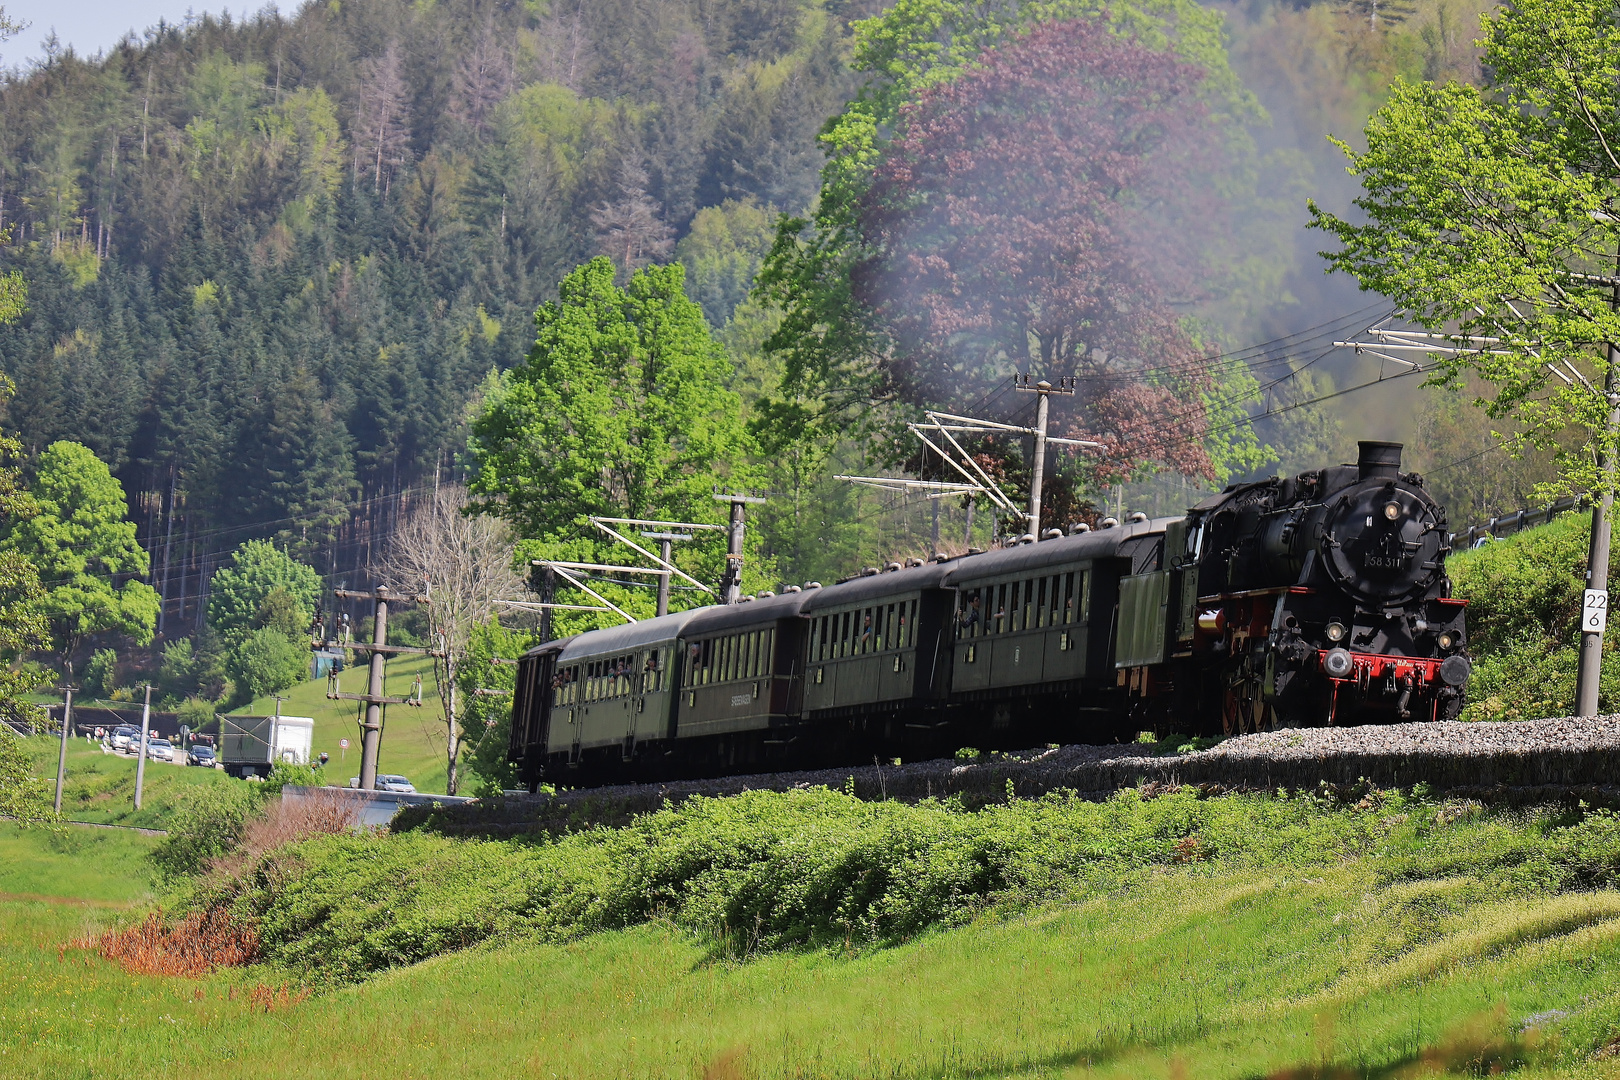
[76, 908, 260, 977]
[211, 787, 360, 876]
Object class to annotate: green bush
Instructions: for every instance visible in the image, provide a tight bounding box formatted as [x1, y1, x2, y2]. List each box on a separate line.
[81, 648, 118, 700]
[176, 696, 216, 733]
[158, 637, 225, 702]
[150, 780, 268, 880]
[226, 628, 307, 706]
[1449, 513, 1620, 718]
[206, 541, 321, 649]
[175, 785, 1620, 986]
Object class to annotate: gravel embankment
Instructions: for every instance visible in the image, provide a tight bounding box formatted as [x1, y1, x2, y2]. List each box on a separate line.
[401, 715, 1620, 835]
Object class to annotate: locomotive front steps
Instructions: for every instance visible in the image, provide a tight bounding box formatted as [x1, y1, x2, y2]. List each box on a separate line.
[397, 714, 1620, 836]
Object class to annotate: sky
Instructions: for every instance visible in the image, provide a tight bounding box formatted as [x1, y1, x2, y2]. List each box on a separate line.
[1, 0, 242, 65]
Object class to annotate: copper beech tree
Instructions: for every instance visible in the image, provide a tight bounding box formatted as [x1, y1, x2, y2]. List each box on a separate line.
[854, 18, 1229, 481]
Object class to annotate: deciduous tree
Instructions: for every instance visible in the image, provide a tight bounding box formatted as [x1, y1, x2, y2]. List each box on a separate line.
[755, 0, 1273, 483]
[855, 17, 1231, 480]
[206, 540, 322, 649]
[468, 257, 752, 537]
[379, 485, 525, 796]
[1, 441, 156, 672]
[1312, 0, 1620, 492]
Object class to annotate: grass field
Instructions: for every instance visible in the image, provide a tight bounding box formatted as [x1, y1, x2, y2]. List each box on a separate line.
[24, 653, 456, 815]
[238, 654, 453, 793]
[11, 791, 1620, 1079]
[20, 738, 234, 829]
[7, 833, 1620, 1078]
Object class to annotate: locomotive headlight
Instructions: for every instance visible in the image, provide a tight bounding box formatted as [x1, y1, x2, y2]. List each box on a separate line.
[1384, 501, 1401, 521]
[1325, 621, 1348, 643]
[1437, 631, 1456, 650]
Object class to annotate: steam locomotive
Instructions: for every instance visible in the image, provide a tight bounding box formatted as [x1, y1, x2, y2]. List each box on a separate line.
[508, 441, 1470, 788]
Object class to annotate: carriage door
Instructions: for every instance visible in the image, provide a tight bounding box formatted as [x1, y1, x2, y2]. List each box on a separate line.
[571, 663, 589, 761]
[625, 651, 644, 753]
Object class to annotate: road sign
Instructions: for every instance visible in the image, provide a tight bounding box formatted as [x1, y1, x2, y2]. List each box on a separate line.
[1584, 589, 1609, 633]
[339, 738, 350, 749]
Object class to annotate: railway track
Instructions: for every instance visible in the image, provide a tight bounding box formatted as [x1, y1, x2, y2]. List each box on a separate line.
[402, 714, 1620, 835]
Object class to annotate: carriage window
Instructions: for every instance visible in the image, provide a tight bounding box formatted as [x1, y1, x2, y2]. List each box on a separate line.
[817, 616, 827, 661]
[746, 632, 758, 678]
[843, 610, 854, 657]
[859, 608, 871, 654]
[1036, 578, 1048, 628]
[763, 628, 774, 672]
[1011, 581, 1024, 632]
[1079, 570, 1091, 620]
[1023, 579, 1034, 631]
[961, 589, 980, 639]
[882, 604, 893, 650]
[994, 584, 1007, 633]
[724, 635, 736, 681]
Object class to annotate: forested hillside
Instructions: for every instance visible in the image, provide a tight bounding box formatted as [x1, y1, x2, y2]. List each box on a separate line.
[0, 0, 864, 628]
[0, 0, 1545, 647]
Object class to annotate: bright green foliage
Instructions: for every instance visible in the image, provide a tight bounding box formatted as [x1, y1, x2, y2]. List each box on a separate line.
[150, 780, 268, 881]
[469, 257, 752, 536]
[176, 695, 216, 732]
[178, 784, 1620, 986]
[81, 648, 118, 700]
[1312, 0, 1620, 496]
[468, 257, 769, 628]
[226, 627, 309, 706]
[456, 619, 531, 794]
[0, 378, 45, 727]
[676, 198, 780, 329]
[1448, 512, 1620, 719]
[206, 540, 321, 649]
[0, 271, 22, 324]
[0, 441, 156, 666]
[0, 729, 53, 827]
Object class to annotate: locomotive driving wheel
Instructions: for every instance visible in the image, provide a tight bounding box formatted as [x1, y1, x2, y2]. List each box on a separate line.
[1221, 675, 1274, 735]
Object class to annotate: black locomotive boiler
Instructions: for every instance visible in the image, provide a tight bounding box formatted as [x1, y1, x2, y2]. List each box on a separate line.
[508, 441, 1471, 789]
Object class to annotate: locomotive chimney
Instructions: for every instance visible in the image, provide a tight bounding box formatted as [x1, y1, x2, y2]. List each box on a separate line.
[1357, 441, 1403, 481]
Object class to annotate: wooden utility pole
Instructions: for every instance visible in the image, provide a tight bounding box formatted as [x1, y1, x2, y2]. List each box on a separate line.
[329, 588, 430, 790]
[54, 684, 75, 814]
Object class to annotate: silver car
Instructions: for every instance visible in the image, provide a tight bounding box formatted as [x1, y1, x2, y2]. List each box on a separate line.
[145, 739, 174, 762]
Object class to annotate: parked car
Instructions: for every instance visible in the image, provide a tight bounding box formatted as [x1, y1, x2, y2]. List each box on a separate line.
[350, 774, 417, 793]
[187, 745, 216, 767]
[109, 725, 139, 751]
[145, 739, 174, 762]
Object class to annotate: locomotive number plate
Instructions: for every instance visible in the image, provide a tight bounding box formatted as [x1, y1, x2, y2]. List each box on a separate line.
[1585, 589, 1609, 633]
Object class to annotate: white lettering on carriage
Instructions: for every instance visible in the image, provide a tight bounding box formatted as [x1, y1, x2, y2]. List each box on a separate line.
[730, 693, 752, 707]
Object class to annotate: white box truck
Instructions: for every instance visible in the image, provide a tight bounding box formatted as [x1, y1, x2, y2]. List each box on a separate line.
[219, 713, 315, 779]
